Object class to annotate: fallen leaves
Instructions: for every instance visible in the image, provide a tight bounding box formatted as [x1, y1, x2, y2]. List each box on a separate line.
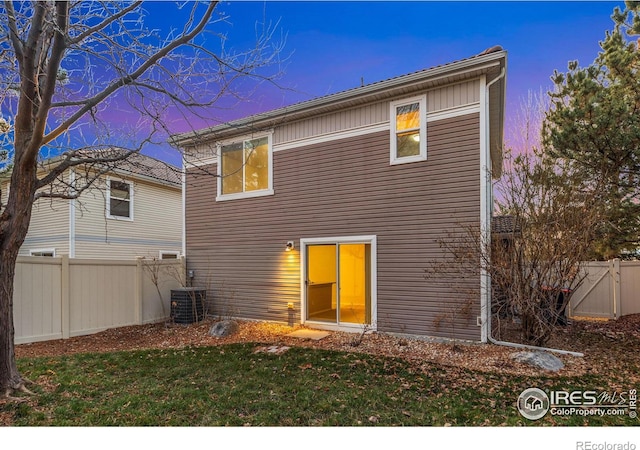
[13, 314, 640, 382]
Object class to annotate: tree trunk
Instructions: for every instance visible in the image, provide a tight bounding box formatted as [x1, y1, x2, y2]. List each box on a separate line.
[0, 148, 38, 396]
[0, 246, 24, 396]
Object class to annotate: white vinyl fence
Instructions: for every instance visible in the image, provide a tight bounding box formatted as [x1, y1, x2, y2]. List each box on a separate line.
[13, 256, 185, 344]
[568, 259, 640, 320]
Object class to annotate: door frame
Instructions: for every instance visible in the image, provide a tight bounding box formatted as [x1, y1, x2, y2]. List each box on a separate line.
[300, 235, 377, 332]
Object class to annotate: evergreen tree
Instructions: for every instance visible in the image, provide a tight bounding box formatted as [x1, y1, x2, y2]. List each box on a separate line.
[543, 2, 640, 259]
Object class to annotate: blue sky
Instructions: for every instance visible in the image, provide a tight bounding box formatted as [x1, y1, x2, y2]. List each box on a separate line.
[0, 1, 627, 166]
[89, 1, 632, 164]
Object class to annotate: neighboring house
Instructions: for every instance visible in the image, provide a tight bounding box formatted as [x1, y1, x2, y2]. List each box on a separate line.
[174, 47, 506, 341]
[1, 151, 182, 260]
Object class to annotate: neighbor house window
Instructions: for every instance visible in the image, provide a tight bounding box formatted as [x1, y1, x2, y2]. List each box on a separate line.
[160, 251, 180, 259]
[30, 249, 55, 257]
[217, 134, 273, 201]
[390, 95, 427, 165]
[107, 178, 133, 220]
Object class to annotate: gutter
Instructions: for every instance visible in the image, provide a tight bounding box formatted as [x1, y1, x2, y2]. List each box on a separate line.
[482, 68, 583, 358]
[171, 51, 507, 147]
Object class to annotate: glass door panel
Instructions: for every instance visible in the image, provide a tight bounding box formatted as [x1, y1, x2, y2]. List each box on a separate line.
[338, 244, 368, 324]
[306, 244, 337, 322]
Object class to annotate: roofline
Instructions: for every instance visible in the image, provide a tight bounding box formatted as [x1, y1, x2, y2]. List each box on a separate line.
[1, 153, 181, 188]
[170, 49, 507, 147]
[106, 166, 181, 189]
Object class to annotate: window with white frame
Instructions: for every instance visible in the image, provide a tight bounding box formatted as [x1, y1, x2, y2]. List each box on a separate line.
[107, 178, 133, 220]
[390, 95, 427, 165]
[30, 249, 55, 257]
[160, 251, 180, 259]
[217, 134, 273, 201]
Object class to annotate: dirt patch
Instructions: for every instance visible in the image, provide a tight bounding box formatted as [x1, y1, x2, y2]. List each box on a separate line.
[14, 314, 640, 380]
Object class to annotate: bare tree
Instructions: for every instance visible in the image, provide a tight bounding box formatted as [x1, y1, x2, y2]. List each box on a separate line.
[491, 149, 603, 346]
[0, 1, 284, 398]
[427, 92, 604, 347]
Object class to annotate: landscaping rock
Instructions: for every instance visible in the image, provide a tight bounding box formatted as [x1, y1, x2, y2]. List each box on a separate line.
[208, 320, 239, 337]
[511, 351, 564, 372]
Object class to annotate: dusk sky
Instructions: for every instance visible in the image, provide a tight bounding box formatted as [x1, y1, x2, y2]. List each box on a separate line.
[138, 1, 626, 165]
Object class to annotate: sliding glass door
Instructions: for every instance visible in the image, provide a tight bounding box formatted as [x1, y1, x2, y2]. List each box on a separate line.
[305, 241, 372, 326]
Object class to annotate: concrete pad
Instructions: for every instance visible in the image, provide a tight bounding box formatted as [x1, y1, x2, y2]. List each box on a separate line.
[286, 329, 330, 340]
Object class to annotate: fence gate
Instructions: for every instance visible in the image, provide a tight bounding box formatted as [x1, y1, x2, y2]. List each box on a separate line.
[568, 260, 621, 319]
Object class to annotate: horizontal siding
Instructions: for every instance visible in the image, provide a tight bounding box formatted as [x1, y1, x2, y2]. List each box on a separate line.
[20, 195, 70, 256]
[74, 177, 182, 259]
[273, 80, 480, 147]
[186, 113, 482, 340]
[186, 80, 481, 167]
[2, 179, 70, 256]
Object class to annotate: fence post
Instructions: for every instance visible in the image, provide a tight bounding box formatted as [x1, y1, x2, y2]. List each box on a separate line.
[135, 257, 143, 325]
[612, 258, 621, 319]
[61, 254, 70, 339]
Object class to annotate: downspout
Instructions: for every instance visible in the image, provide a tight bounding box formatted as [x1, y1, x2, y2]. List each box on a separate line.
[181, 156, 187, 259]
[481, 67, 583, 357]
[68, 168, 76, 258]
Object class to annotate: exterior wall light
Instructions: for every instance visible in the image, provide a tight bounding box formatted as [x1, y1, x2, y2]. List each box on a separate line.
[286, 241, 294, 251]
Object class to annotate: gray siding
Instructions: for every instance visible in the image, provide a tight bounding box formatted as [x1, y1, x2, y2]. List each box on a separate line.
[272, 79, 480, 147]
[186, 113, 481, 340]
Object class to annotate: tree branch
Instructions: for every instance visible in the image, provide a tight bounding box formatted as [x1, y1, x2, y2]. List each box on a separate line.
[41, 1, 218, 146]
[3, 1, 24, 63]
[29, 2, 68, 159]
[68, 1, 143, 45]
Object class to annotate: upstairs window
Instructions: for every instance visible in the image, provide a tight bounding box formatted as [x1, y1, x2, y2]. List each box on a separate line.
[217, 134, 273, 201]
[107, 178, 133, 220]
[390, 95, 427, 165]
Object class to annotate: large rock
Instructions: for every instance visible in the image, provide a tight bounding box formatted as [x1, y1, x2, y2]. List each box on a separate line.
[209, 320, 239, 337]
[511, 351, 564, 372]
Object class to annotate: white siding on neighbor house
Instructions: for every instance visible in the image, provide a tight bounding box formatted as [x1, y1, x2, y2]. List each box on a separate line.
[73, 176, 182, 259]
[3, 168, 182, 260]
[1, 180, 70, 256]
[21, 196, 70, 256]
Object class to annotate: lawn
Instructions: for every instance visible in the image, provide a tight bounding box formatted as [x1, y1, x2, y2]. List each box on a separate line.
[3, 341, 638, 426]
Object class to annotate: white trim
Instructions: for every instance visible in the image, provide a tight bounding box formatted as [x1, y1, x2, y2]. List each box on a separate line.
[390, 95, 427, 165]
[215, 188, 274, 202]
[159, 251, 181, 259]
[273, 122, 389, 152]
[187, 104, 481, 162]
[299, 235, 377, 332]
[426, 103, 481, 122]
[479, 74, 490, 343]
[68, 168, 76, 258]
[106, 176, 134, 221]
[29, 248, 56, 257]
[181, 162, 186, 258]
[216, 132, 274, 202]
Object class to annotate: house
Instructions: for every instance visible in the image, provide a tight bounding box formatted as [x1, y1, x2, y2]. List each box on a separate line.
[1, 151, 182, 260]
[173, 47, 506, 341]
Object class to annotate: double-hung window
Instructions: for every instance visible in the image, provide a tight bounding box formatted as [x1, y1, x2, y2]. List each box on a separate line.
[217, 134, 273, 201]
[107, 178, 133, 220]
[390, 95, 427, 165]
